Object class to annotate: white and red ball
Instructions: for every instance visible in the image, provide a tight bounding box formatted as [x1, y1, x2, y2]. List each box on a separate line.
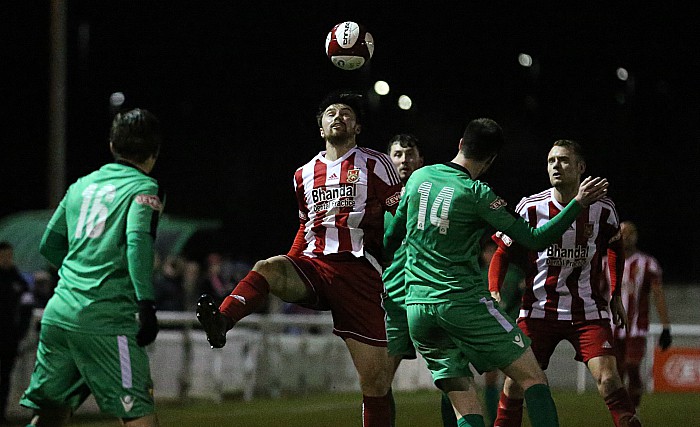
[325, 21, 374, 71]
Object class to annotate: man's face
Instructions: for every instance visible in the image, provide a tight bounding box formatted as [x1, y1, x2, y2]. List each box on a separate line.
[0, 248, 13, 270]
[319, 103, 360, 143]
[620, 222, 638, 251]
[389, 142, 423, 183]
[547, 145, 585, 189]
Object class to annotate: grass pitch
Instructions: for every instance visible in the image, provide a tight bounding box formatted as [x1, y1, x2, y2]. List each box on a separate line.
[41, 389, 700, 426]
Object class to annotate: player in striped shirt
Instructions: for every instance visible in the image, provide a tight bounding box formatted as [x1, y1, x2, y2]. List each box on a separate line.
[490, 140, 641, 427]
[603, 221, 672, 408]
[385, 119, 609, 427]
[20, 109, 164, 426]
[197, 91, 403, 427]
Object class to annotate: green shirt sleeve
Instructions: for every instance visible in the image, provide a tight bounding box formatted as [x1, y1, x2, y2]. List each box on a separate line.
[502, 199, 582, 250]
[125, 187, 163, 302]
[39, 202, 69, 267]
[384, 188, 408, 263]
[127, 230, 155, 301]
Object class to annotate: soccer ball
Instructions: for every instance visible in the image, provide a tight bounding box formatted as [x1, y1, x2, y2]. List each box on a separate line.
[325, 21, 374, 71]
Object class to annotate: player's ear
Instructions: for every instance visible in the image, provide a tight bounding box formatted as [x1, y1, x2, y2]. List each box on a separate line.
[355, 124, 362, 135]
[578, 160, 586, 174]
[319, 128, 325, 138]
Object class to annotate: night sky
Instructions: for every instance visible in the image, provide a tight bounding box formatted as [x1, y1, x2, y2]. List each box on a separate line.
[3, 2, 699, 281]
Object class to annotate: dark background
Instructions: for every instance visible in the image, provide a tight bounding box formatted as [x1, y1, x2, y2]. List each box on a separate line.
[3, 1, 699, 281]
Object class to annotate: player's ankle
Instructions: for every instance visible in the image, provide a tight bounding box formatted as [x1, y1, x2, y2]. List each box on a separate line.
[222, 314, 235, 331]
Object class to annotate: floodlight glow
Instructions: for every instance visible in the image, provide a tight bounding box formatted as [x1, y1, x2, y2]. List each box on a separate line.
[374, 81, 390, 96]
[398, 95, 412, 110]
[616, 67, 629, 81]
[518, 53, 533, 67]
[110, 92, 125, 107]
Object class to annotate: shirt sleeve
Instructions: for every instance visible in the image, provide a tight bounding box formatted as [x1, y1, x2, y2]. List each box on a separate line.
[373, 152, 403, 215]
[40, 199, 69, 267]
[499, 199, 582, 250]
[383, 186, 408, 263]
[126, 184, 164, 301]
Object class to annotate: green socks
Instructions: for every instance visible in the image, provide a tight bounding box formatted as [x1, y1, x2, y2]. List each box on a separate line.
[524, 383, 559, 427]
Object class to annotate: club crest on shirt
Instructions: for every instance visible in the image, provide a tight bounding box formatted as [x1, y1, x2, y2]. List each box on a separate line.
[346, 168, 361, 183]
[584, 222, 595, 238]
[135, 194, 163, 211]
[489, 197, 507, 210]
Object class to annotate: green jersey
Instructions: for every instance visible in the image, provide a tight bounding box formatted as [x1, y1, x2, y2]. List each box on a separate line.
[385, 162, 582, 304]
[39, 161, 164, 335]
[382, 210, 407, 305]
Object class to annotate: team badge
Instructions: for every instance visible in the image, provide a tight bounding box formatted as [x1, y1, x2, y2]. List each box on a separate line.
[584, 222, 595, 238]
[135, 194, 163, 211]
[346, 168, 361, 183]
[489, 197, 507, 210]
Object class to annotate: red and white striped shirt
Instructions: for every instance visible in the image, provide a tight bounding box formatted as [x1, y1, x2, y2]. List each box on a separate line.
[290, 146, 402, 270]
[604, 252, 662, 338]
[494, 188, 621, 321]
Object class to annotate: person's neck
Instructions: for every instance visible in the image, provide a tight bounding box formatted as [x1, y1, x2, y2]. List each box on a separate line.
[452, 154, 488, 179]
[117, 157, 151, 174]
[553, 184, 577, 205]
[325, 138, 357, 161]
[624, 246, 638, 257]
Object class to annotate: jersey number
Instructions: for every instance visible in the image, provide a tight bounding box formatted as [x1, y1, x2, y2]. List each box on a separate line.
[75, 184, 116, 238]
[416, 182, 454, 235]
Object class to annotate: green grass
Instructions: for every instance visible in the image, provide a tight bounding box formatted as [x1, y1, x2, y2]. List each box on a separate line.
[24, 389, 700, 426]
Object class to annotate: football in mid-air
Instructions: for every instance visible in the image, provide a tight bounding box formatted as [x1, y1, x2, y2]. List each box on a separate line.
[325, 21, 374, 71]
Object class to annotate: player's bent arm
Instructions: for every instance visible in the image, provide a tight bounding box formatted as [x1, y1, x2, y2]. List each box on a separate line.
[287, 223, 306, 258]
[502, 199, 582, 251]
[39, 204, 69, 267]
[383, 196, 408, 263]
[651, 276, 671, 327]
[606, 238, 624, 296]
[488, 246, 510, 294]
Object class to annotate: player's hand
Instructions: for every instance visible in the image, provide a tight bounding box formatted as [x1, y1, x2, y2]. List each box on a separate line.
[659, 328, 672, 351]
[136, 300, 159, 347]
[490, 291, 502, 303]
[610, 295, 628, 332]
[575, 177, 609, 208]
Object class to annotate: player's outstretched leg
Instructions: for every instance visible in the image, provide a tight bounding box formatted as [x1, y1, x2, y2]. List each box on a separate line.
[196, 294, 231, 349]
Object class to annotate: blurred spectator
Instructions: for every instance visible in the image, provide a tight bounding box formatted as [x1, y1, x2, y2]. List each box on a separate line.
[199, 253, 234, 301]
[154, 255, 186, 311]
[32, 270, 56, 309]
[0, 241, 33, 423]
[282, 302, 322, 335]
[182, 259, 202, 311]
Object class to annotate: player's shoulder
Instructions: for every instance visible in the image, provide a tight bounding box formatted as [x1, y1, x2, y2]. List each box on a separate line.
[636, 251, 661, 265]
[592, 195, 617, 209]
[515, 188, 551, 211]
[357, 146, 388, 159]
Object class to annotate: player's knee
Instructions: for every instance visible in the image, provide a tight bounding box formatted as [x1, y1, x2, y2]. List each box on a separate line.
[357, 365, 393, 395]
[597, 371, 623, 394]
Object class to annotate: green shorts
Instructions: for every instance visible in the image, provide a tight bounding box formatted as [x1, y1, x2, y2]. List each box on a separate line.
[384, 293, 417, 359]
[407, 297, 530, 382]
[20, 324, 155, 418]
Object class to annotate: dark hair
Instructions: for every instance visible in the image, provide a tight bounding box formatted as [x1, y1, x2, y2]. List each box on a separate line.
[386, 134, 421, 155]
[460, 118, 504, 160]
[0, 241, 12, 251]
[316, 91, 365, 127]
[110, 108, 162, 163]
[552, 139, 586, 162]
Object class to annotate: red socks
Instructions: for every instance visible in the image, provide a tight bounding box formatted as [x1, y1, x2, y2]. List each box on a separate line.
[219, 271, 270, 322]
[362, 393, 393, 427]
[494, 391, 524, 427]
[604, 387, 637, 427]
